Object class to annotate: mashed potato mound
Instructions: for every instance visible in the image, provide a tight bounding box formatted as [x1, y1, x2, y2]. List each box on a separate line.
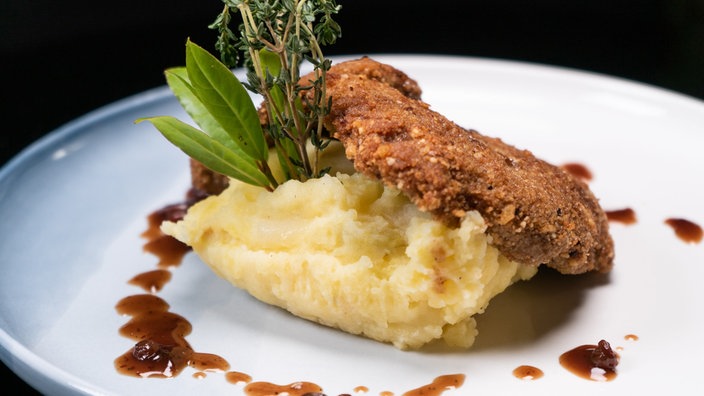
[162, 173, 537, 349]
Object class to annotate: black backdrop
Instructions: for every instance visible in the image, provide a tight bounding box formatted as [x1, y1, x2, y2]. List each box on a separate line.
[2, 0, 703, 393]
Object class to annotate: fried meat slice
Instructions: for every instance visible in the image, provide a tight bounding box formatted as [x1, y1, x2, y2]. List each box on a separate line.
[190, 158, 229, 195]
[318, 58, 614, 274]
[312, 56, 423, 100]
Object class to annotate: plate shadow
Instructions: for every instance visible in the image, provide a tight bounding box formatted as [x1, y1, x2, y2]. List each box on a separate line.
[421, 267, 611, 353]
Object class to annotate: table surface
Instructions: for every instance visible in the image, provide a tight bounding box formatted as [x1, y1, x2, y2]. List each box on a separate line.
[2, 0, 703, 393]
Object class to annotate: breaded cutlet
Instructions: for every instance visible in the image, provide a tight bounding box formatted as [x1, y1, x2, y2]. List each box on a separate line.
[316, 58, 614, 275]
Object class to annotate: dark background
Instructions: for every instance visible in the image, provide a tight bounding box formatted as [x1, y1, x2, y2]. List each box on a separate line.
[1, 0, 703, 393]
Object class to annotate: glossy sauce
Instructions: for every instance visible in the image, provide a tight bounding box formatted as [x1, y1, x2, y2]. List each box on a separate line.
[116, 188, 232, 379]
[142, 204, 191, 267]
[402, 374, 465, 396]
[128, 269, 172, 293]
[561, 162, 593, 181]
[142, 232, 191, 267]
[559, 340, 618, 382]
[225, 371, 253, 385]
[665, 218, 703, 244]
[512, 365, 544, 380]
[114, 294, 230, 378]
[243, 381, 323, 396]
[606, 208, 637, 225]
[354, 385, 369, 393]
[140, 187, 208, 266]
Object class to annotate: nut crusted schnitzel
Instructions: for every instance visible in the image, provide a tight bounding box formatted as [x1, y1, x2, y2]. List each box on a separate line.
[190, 57, 614, 275]
[313, 57, 614, 275]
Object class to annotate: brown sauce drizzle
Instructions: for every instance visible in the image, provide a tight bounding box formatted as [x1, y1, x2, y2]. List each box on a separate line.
[512, 365, 544, 380]
[142, 231, 191, 268]
[114, 294, 230, 378]
[402, 374, 465, 396]
[225, 371, 253, 385]
[243, 381, 323, 396]
[606, 208, 637, 225]
[128, 269, 172, 293]
[141, 204, 191, 267]
[665, 218, 703, 244]
[561, 162, 593, 182]
[559, 340, 619, 382]
[140, 187, 208, 267]
[116, 188, 233, 379]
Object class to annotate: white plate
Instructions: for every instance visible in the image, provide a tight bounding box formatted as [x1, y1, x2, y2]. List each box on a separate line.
[1, 55, 703, 395]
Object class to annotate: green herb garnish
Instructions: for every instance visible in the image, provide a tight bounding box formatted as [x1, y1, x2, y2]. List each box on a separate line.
[139, 0, 341, 191]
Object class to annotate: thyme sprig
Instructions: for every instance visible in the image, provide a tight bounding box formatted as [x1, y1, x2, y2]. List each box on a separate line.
[140, 0, 341, 191]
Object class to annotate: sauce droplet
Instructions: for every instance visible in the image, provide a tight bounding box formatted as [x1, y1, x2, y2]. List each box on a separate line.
[665, 218, 703, 244]
[128, 269, 172, 293]
[114, 294, 191, 378]
[114, 294, 229, 378]
[512, 365, 544, 380]
[243, 381, 323, 396]
[606, 208, 637, 225]
[226, 371, 253, 385]
[141, 188, 209, 267]
[142, 232, 191, 268]
[141, 204, 191, 267]
[624, 334, 639, 341]
[561, 162, 593, 181]
[402, 374, 466, 396]
[354, 385, 369, 393]
[190, 352, 231, 372]
[559, 340, 619, 381]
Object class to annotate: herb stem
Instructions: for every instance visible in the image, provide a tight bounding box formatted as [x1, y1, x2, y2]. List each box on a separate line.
[257, 160, 279, 192]
[207, 0, 341, 185]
